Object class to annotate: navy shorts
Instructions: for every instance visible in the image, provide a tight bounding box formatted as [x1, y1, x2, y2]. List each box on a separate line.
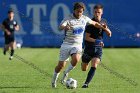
[82, 46, 102, 63]
[5, 36, 15, 45]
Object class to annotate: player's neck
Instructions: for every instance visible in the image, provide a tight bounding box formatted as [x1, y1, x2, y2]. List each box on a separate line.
[94, 17, 101, 22]
[9, 17, 14, 21]
[73, 13, 80, 19]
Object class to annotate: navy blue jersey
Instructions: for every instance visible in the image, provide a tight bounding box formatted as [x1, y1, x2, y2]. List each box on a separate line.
[84, 18, 107, 47]
[2, 18, 18, 37]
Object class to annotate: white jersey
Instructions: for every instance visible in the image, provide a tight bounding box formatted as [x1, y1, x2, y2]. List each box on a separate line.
[60, 14, 93, 46]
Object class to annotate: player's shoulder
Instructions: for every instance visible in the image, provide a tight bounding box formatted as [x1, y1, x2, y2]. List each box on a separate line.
[3, 18, 8, 22]
[81, 15, 90, 19]
[2, 18, 9, 24]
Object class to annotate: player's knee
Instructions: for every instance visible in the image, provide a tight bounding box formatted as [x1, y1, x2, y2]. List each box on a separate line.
[71, 62, 77, 67]
[81, 63, 88, 71]
[71, 54, 81, 64]
[81, 67, 87, 71]
[92, 59, 100, 68]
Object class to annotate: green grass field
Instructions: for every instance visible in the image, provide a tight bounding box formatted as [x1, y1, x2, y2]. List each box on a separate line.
[0, 48, 139, 93]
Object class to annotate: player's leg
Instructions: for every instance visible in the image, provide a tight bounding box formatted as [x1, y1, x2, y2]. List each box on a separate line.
[52, 61, 67, 88]
[81, 52, 92, 71]
[52, 46, 70, 88]
[82, 47, 102, 88]
[3, 44, 9, 55]
[61, 47, 82, 84]
[82, 58, 100, 88]
[3, 37, 10, 55]
[9, 41, 16, 60]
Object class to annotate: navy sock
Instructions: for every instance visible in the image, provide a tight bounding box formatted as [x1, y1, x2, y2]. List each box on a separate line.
[85, 67, 96, 85]
[11, 49, 14, 56]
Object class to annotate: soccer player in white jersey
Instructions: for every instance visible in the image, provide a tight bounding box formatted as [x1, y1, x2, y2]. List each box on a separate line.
[51, 2, 111, 88]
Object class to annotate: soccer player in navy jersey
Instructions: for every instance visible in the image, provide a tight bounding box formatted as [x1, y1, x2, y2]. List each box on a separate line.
[81, 4, 111, 88]
[1, 9, 19, 60]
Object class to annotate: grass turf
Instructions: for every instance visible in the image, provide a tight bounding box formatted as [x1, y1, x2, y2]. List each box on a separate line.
[0, 48, 139, 93]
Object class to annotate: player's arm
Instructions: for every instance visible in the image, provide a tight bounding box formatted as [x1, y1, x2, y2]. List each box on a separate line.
[15, 24, 19, 31]
[85, 33, 95, 42]
[102, 24, 111, 37]
[59, 24, 72, 31]
[1, 24, 11, 35]
[90, 20, 111, 37]
[86, 16, 111, 37]
[59, 17, 73, 31]
[1, 20, 11, 35]
[14, 21, 20, 31]
[85, 32, 104, 47]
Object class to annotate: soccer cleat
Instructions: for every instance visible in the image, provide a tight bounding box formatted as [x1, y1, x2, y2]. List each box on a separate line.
[61, 79, 66, 85]
[9, 56, 13, 60]
[61, 71, 68, 85]
[52, 83, 56, 88]
[3, 50, 6, 55]
[82, 84, 88, 88]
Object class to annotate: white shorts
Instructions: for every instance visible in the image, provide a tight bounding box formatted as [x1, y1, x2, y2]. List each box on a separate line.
[59, 44, 82, 62]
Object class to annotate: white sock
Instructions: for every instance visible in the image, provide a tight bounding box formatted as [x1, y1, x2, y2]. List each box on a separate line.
[52, 71, 60, 84]
[65, 63, 75, 74]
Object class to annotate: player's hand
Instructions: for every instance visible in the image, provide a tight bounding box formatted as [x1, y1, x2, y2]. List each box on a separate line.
[64, 25, 72, 31]
[100, 41, 104, 47]
[101, 23, 107, 28]
[95, 39, 104, 47]
[6, 31, 11, 35]
[14, 25, 20, 31]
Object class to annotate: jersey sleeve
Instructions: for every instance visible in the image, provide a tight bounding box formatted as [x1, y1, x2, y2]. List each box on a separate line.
[60, 17, 68, 26]
[2, 20, 7, 27]
[85, 16, 93, 24]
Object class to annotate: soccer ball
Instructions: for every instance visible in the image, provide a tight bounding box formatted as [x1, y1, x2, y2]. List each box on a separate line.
[66, 78, 77, 89]
[16, 43, 21, 49]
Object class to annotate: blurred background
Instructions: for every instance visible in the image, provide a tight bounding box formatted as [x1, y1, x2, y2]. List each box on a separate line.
[0, 0, 140, 47]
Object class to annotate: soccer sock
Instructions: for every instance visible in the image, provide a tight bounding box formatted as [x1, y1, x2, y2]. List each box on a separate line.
[65, 63, 75, 74]
[52, 71, 60, 84]
[84, 67, 96, 85]
[3, 47, 7, 54]
[10, 49, 14, 56]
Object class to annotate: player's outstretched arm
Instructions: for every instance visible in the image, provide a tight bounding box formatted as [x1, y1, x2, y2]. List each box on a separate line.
[102, 24, 111, 37]
[90, 21, 111, 37]
[104, 27, 111, 37]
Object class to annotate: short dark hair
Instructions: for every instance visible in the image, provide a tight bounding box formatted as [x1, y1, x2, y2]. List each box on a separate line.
[74, 2, 85, 11]
[8, 9, 14, 14]
[94, 4, 104, 9]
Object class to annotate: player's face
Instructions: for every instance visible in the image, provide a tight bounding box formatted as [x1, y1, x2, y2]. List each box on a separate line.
[8, 12, 14, 18]
[94, 9, 103, 19]
[74, 8, 84, 18]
